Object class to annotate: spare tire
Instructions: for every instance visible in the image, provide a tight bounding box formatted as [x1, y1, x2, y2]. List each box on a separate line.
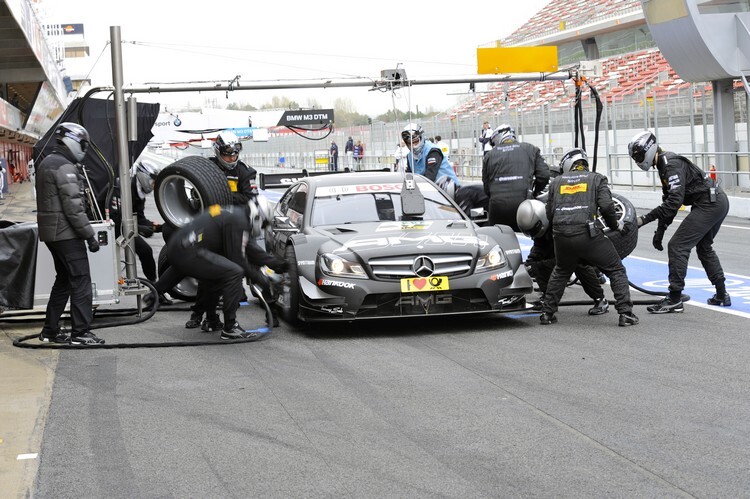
[601, 192, 638, 259]
[155, 156, 232, 229]
[157, 245, 198, 302]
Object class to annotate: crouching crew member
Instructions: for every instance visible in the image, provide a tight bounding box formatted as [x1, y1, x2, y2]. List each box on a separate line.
[628, 131, 731, 313]
[517, 199, 609, 315]
[539, 148, 638, 327]
[154, 204, 286, 340]
[436, 176, 489, 220]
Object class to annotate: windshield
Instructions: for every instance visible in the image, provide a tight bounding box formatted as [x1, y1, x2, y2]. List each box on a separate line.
[310, 182, 462, 226]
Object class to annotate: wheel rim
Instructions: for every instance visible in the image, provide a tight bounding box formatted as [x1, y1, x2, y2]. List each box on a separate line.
[158, 174, 206, 227]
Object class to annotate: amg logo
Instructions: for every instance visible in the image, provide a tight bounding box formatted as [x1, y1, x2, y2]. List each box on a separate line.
[397, 295, 453, 306]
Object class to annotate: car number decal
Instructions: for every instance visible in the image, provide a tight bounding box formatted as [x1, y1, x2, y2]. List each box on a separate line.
[400, 276, 450, 293]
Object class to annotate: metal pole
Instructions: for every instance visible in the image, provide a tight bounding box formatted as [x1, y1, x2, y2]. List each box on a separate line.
[689, 84, 696, 164]
[603, 96, 611, 176]
[110, 26, 137, 280]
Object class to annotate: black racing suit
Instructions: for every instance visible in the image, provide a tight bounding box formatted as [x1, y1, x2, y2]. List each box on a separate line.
[209, 157, 257, 205]
[526, 227, 605, 301]
[188, 158, 258, 319]
[541, 169, 633, 316]
[640, 152, 729, 300]
[453, 183, 489, 218]
[155, 206, 284, 327]
[482, 140, 549, 231]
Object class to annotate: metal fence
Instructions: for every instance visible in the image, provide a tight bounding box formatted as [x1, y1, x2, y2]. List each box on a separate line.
[152, 83, 750, 194]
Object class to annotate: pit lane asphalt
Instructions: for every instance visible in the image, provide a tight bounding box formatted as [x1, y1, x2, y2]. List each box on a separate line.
[3, 175, 750, 498]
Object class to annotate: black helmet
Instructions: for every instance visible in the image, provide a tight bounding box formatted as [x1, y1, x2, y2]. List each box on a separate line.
[55, 122, 90, 162]
[213, 131, 243, 170]
[559, 148, 589, 173]
[490, 124, 516, 147]
[516, 199, 549, 239]
[628, 131, 658, 171]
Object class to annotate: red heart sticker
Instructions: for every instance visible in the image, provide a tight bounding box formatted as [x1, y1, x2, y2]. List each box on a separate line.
[413, 278, 426, 290]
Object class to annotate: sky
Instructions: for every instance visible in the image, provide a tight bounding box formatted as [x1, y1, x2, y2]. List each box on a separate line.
[42, 0, 552, 117]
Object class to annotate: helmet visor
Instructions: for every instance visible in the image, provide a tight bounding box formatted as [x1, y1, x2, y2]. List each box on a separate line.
[630, 147, 646, 165]
[219, 142, 242, 156]
[401, 132, 421, 146]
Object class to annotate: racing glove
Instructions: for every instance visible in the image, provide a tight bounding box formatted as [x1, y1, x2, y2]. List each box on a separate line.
[152, 223, 163, 233]
[87, 236, 100, 253]
[138, 224, 154, 238]
[652, 225, 666, 251]
[616, 220, 626, 232]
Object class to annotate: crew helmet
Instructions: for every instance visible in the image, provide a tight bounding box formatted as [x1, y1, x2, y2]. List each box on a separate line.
[516, 199, 549, 239]
[628, 130, 658, 171]
[559, 147, 589, 173]
[134, 160, 158, 194]
[213, 131, 243, 170]
[436, 176, 458, 200]
[490, 124, 516, 147]
[401, 123, 425, 156]
[55, 122, 90, 162]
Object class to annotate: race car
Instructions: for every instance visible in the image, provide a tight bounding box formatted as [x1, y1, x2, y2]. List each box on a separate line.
[262, 171, 533, 323]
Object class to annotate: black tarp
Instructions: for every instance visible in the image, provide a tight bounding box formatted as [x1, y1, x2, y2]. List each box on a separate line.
[32, 95, 160, 216]
[0, 222, 39, 309]
[0, 95, 161, 310]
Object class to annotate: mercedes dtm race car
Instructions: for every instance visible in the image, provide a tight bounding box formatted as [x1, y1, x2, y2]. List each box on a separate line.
[261, 171, 533, 323]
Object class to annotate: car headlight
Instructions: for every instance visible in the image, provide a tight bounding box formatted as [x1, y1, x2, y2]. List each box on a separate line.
[476, 245, 507, 271]
[319, 253, 367, 279]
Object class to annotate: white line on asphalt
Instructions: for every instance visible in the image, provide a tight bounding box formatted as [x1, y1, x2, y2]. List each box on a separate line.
[16, 453, 38, 460]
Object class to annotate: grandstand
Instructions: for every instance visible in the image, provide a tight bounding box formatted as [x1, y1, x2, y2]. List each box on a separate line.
[455, 0, 705, 115]
[446, 0, 749, 192]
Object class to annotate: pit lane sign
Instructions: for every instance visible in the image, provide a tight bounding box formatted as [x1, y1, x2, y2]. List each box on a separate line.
[277, 109, 334, 126]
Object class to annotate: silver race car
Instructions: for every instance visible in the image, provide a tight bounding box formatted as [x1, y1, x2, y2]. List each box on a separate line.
[262, 171, 533, 323]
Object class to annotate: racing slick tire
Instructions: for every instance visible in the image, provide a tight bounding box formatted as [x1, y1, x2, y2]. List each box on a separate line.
[157, 245, 198, 302]
[154, 156, 233, 229]
[601, 192, 638, 259]
[278, 245, 301, 325]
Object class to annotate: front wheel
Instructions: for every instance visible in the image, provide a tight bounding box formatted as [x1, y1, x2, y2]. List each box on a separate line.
[277, 245, 301, 325]
[601, 193, 638, 259]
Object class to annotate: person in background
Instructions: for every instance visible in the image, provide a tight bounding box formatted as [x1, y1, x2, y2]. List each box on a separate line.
[628, 130, 731, 312]
[345, 136, 354, 168]
[353, 140, 363, 169]
[329, 141, 339, 171]
[393, 141, 409, 171]
[538, 148, 637, 327]
[478, 121, 493, 154]
[36, 122, 104, 345]
[0, 159, 5, 203]
[434, 135, 449, 159]
[482, 124, 549, 231]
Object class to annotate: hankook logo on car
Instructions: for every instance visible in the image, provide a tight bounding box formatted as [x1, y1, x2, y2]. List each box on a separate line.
[317, 279, 356, 289]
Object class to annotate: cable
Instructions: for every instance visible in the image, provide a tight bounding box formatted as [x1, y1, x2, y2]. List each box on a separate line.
[11, 279, 273, 349]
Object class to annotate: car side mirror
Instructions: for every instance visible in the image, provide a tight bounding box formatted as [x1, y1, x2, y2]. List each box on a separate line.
[272, 216, 299, 233]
